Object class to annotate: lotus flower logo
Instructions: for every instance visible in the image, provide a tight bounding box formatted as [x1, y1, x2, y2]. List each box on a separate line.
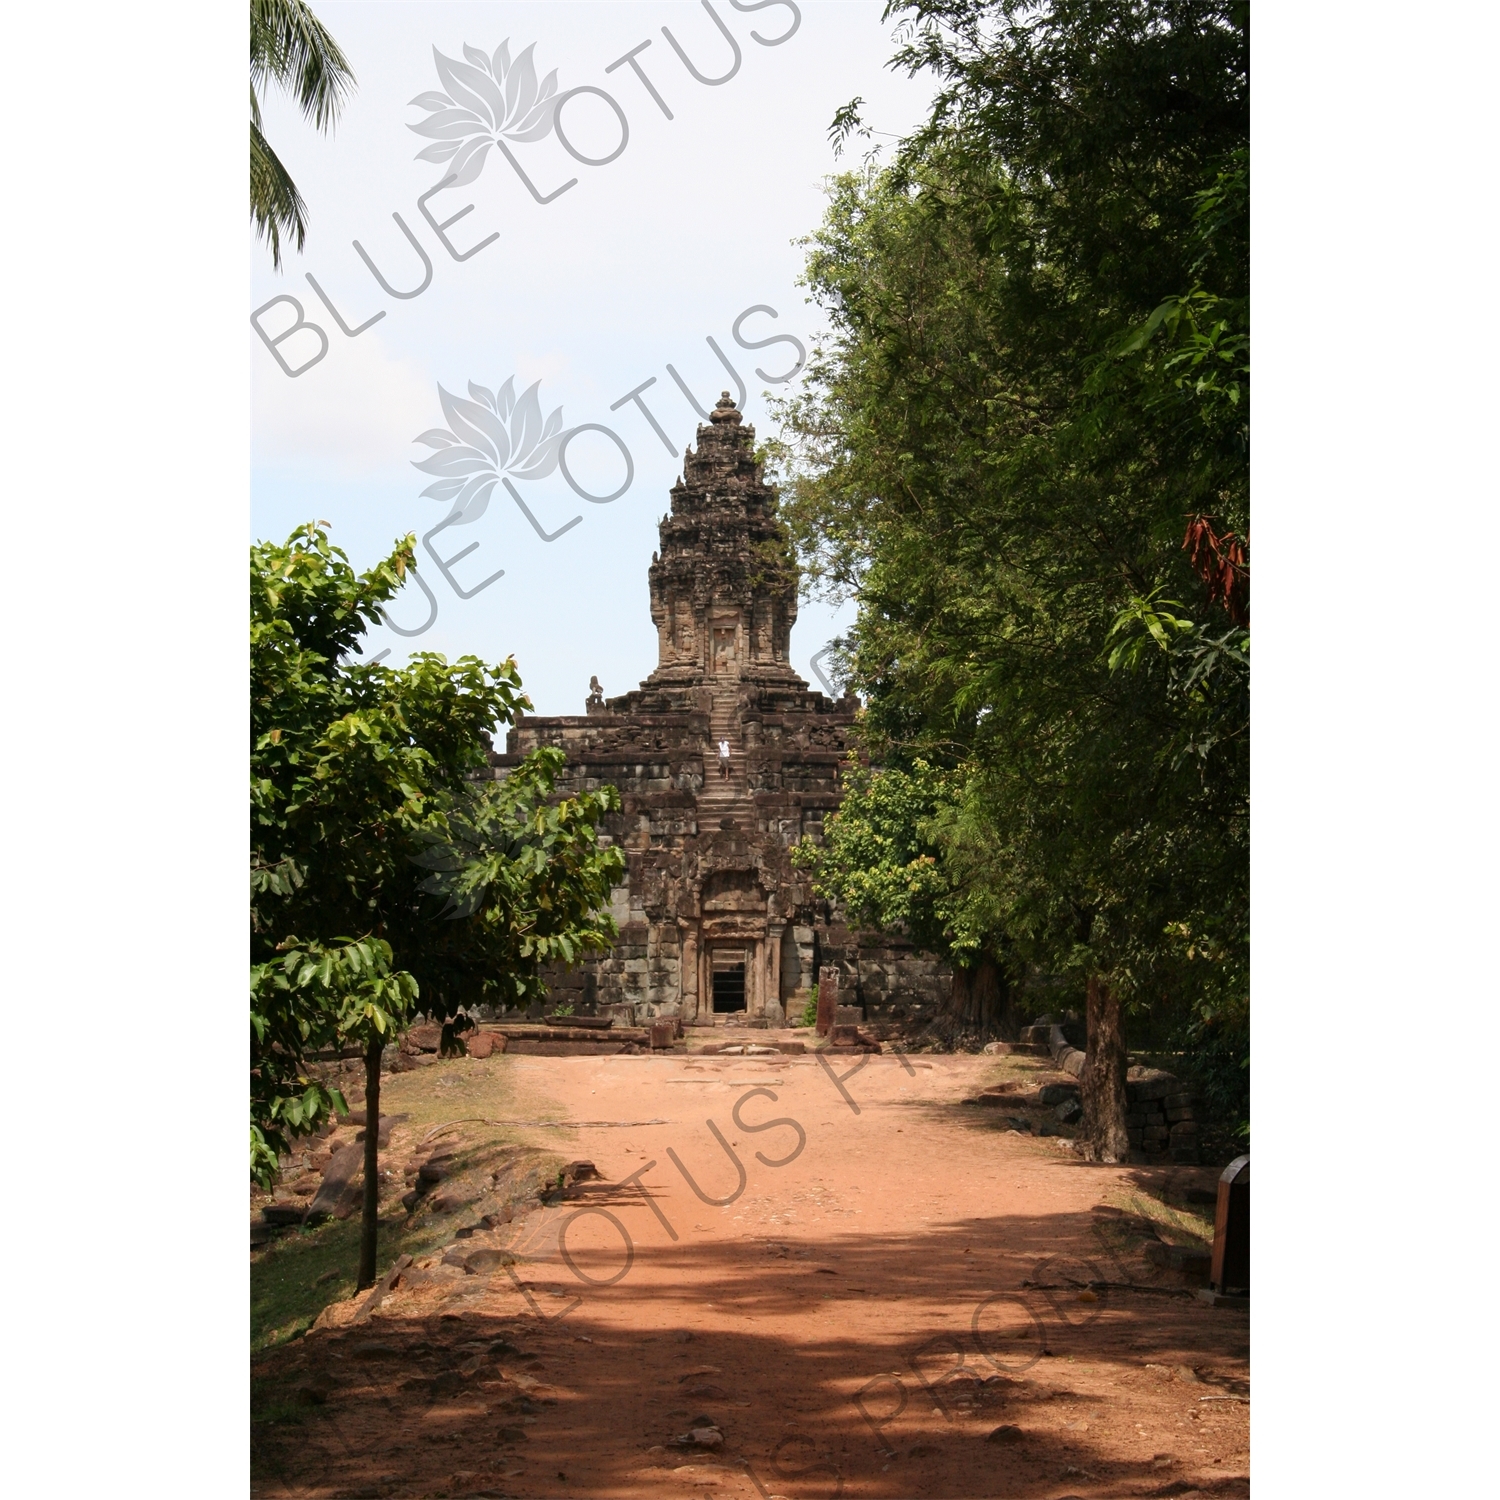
[408, 41, 560, 187]
[413, 378, 567, 526]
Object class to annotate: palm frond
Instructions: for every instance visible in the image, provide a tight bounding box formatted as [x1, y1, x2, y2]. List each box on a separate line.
[250, 0, 354, 267]
[251, 118, 308, 270]
[250, 0, 354, 130]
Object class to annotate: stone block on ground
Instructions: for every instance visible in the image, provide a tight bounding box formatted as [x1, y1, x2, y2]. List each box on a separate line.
[403, 1024, 443, 1053]
[1038, 1082, 1080, 1106]
[1126, 1066, 1179, 1103]
[304, 1141, 366, 1222]
[418, 1154, 457, 1187]
[466, 1032, 505, 1059]
[650, 1021, 676, 1049]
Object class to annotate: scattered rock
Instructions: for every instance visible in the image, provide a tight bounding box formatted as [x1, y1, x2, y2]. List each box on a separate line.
[459, 1248, 504, 1275]
[418, 1153, 458, 1186]
[1055, 1098, 1083, 1123]
[986, 1425, 1024, 1445]
[669, 1425, 724, 1451]
[305, 1141, 367, 1222]
[1038, 1083, 1080, 1106]
[495, 1426, 529, 1443]
[403, 1024, 443, 1053]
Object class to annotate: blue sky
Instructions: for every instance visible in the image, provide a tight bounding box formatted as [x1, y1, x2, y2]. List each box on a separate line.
[252, 0, 935, 715]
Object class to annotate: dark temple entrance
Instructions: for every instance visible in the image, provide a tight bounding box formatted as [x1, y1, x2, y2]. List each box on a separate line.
[711, 949, 747, 1015]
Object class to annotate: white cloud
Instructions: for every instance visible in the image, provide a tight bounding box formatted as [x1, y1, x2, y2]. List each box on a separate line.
[252, 327, 434, 478]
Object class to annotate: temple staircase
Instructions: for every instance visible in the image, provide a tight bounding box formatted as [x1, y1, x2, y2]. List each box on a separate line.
[697, 689, 749, 830]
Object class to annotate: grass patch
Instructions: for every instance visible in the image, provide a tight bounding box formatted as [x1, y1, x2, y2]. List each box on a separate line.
[1107, 1186, 1214, 1248]
[251, 1054, 569, 1354]
[251, 1210, 455, 1353]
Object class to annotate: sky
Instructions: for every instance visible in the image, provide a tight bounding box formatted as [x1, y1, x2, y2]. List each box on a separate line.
[252, 0, 937, 715]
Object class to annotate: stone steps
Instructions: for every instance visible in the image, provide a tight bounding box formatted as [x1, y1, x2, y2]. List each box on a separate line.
[699, 689, 748, 824]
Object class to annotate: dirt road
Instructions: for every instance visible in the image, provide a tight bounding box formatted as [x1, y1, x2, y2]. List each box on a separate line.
[251, 1040, 1249, 1498]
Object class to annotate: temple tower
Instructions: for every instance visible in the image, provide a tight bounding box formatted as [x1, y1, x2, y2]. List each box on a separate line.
[495, 396, 949, 1026]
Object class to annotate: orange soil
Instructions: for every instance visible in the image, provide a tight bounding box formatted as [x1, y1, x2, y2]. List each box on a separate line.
[251, 1042, 1249, 1499]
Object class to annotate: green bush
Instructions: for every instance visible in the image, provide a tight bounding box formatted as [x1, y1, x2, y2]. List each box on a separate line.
[800, 984, 819, 1028]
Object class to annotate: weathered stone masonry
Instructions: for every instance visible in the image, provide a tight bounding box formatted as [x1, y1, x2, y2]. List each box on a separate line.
[490, 395, 949, 1025]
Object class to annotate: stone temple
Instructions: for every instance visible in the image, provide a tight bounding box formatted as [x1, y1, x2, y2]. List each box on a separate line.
[491, 394, 948, 1026]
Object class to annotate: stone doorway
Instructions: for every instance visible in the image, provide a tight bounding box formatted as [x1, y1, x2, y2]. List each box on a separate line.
[710, 947, 748, 1017]
[711, 622, 738, 675]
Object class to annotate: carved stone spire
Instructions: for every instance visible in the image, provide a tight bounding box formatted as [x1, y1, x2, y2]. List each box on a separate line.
[637, 395, 805, 698]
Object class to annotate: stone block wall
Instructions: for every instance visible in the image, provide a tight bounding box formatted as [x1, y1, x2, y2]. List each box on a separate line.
[1125, 1068, 1203, 1165]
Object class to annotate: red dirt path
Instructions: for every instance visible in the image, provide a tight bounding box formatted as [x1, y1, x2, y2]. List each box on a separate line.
[251, 1042, 1249, 1499]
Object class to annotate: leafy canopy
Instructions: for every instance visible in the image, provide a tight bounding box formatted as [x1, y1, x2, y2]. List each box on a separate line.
[250, 527, 623, 1182]
[771, 0, 1248, 1046]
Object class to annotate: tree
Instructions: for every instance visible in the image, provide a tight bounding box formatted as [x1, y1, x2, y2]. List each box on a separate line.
[251, 526, 623, 1284]
[793, 757, 1018, 1037]
[251, 0, 355, 267]
[772, 0, 1248, 1158]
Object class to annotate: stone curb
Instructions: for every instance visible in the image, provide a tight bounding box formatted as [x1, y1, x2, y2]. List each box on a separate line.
[1046, 1024, 1086, 1078]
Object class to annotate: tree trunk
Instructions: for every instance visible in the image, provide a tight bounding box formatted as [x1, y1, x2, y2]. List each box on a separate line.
[948, 955, 1016, 1039]
[357, 1039, 382, 1290]
[1080, 975, 1130, 1162]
